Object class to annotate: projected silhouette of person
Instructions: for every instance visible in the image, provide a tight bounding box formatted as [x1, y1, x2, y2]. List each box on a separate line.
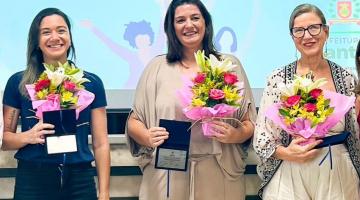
[214, 26, 238, 53]
[81, 19, 165, 88]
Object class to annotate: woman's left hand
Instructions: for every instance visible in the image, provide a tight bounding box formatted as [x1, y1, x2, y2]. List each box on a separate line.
[209, 120, 240, 143]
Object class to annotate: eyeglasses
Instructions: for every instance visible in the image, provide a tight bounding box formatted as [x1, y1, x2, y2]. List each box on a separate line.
[290, 24, 326, 38]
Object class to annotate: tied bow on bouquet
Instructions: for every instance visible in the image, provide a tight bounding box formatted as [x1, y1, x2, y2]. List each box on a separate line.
[177, 50, 244, 137]
[26, 62, 95, 119]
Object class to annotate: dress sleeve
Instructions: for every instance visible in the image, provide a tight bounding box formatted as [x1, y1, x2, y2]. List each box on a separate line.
[253, 70, 285, 163]
[125, 56, 162, 157]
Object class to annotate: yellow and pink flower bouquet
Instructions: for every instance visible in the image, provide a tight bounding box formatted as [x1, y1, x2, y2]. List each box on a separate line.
[25, 62, 94, 119]
[265, 72, 354, 143]
[178, 50, 244, 137]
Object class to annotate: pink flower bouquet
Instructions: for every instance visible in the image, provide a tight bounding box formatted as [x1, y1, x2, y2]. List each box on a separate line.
[265, 73, 354, 143]
[178, 50, 244, 137]
[26, 62, 95, 119]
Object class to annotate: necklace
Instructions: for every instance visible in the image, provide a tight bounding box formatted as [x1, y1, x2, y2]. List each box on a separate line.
[180, 61, 191, 69]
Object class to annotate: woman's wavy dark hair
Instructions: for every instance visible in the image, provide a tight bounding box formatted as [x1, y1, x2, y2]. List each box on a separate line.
[164, 0, 219, 63]
[19, 7, 76, 97]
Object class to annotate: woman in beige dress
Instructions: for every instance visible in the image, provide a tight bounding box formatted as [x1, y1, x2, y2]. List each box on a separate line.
[254, 4, 360, 200]
[126, 0, 256, 199]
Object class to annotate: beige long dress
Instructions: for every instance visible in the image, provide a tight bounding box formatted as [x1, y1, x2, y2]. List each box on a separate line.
[126, 54, 256, 200]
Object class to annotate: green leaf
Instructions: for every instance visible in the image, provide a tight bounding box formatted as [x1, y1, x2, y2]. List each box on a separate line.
[279, 109, 290, 117]
[207, 99, 220, 107]
[324, 99, 330, 106]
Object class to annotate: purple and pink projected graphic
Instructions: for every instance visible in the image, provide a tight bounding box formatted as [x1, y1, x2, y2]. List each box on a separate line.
[0, 0, 359, 90]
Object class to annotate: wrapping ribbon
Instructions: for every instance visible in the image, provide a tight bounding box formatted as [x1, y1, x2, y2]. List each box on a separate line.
[318, 145, 333, 169]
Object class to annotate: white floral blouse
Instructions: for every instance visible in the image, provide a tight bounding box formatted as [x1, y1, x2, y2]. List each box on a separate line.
[253, 60, 360, 198]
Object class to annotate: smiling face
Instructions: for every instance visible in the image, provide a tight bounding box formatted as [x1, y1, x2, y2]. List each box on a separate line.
[173, 3, 205, 51]
[39, 14, 71, 64]
[292, 12, 328, 58]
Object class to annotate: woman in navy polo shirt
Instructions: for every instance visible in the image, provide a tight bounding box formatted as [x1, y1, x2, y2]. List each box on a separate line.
[1, 8, 110, 200]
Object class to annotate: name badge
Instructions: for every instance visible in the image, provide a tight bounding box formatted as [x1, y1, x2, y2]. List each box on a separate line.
[46, 135, 77, 154]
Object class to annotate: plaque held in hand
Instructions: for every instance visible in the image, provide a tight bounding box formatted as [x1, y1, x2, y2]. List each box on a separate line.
[43, 109, 78, 154]
[155, 119, 191, 171]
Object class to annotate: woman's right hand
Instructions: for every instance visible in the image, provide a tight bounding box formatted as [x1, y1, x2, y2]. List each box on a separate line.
[274, 137, 322, 163]
[26, 121, 55, 144]
[146, 127, 169, 148]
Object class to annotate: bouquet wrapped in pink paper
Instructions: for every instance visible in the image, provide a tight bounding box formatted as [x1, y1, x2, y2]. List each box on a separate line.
[265, 72, 355, 143]
[26, 62, 95, 119]
[178, 50, 244, 137]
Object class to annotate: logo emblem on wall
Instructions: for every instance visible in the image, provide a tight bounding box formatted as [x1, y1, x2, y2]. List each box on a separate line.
[328, 0, 360, 25]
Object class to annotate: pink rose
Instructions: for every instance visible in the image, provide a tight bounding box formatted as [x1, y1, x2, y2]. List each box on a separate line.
[47, 93, 60, 102]
[209, 89, 225, 100]
[309, 88, 322, 99]
[284, 95, 301, 107]
[304, 103, 317, 112]
[223, 73, 238, 85]
[194, 73, 206, 84]
[64, 80, 76, 92]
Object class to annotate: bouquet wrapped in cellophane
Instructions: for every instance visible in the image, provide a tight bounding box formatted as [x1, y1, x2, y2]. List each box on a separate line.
[25, 62, 95, 119]
[177, 50, 244, 137]
[265, 72, 354, 143]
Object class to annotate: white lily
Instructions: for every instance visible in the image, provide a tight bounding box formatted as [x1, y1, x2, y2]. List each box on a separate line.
[277, 82, 297, 96]
[307, 78, 327, 92]
[44, 65, 66, 87]
[279, 74, 327, 97]
[209, 54, 236, 72]
[70, 69, 90, 84]
[293, 75, 312, 87]
[293, 74, 327, 92]
[194, 50, 207, 71]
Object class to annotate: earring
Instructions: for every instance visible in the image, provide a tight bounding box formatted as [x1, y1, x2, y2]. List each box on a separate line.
[294, 48, 298, 61]
[323, 41, 328, 59]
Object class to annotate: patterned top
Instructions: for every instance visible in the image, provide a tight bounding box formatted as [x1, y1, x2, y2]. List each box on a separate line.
[253, 60, 360, 198]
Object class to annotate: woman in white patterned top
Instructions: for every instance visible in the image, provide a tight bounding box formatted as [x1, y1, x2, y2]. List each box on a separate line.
[254, 3, 360, 200]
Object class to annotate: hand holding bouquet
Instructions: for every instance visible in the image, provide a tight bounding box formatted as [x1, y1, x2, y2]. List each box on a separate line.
[26, 62, 95, 119]
[265, 72, 354, 143]
[178, 50, 244, 137]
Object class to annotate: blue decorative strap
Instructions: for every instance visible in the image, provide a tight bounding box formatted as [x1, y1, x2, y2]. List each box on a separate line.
[167, 170, 170, 198]
[318, 145, 333, 169]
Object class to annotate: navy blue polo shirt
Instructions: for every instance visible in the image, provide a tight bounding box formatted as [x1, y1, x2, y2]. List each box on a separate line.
[3, 70, 107, 164]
